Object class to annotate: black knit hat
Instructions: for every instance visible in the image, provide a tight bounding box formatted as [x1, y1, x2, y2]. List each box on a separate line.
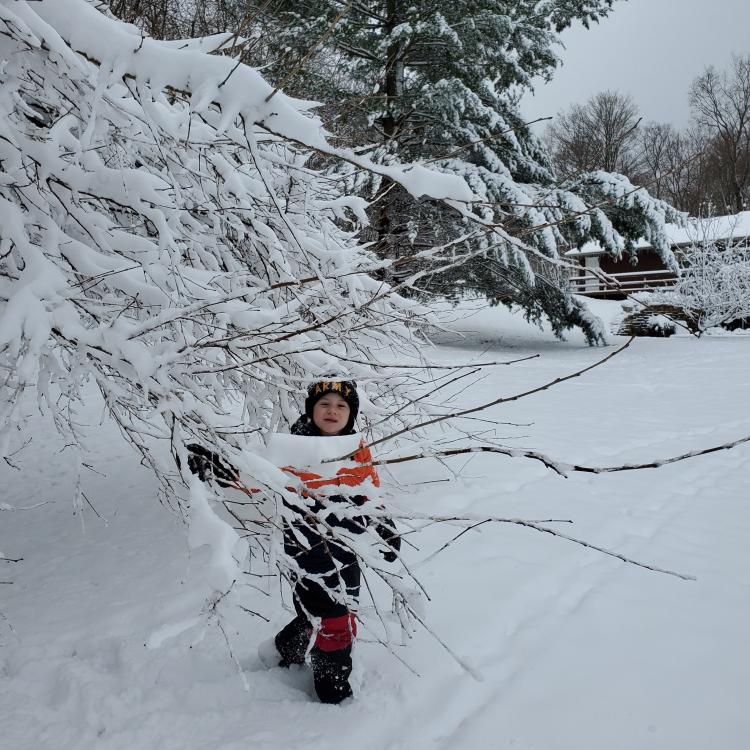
[305, 379, 359, 431]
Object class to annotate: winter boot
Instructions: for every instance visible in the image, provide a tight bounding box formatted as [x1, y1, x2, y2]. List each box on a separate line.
[310, 646, 353, 704]
[274, 614, 312, 668]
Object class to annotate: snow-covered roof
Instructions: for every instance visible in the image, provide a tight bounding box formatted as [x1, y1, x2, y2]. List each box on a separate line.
[566, 211, 750, 257]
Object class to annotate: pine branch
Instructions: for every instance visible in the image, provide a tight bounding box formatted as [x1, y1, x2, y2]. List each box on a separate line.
[423, 116, 553, 165]
[265, 1, 354, 103]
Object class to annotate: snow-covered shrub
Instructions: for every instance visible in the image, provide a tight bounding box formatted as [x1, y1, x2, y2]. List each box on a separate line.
[644, 315, 676, 338]
[657, 236, 750, 334]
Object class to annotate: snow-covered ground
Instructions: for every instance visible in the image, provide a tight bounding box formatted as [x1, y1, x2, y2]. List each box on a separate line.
[2, 302, 749, 750]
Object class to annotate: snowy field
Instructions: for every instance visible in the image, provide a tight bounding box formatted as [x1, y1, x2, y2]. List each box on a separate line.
[2, 302, 749, 750]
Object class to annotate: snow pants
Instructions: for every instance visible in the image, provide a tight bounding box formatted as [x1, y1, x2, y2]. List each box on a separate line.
[275, 567, 359, 704]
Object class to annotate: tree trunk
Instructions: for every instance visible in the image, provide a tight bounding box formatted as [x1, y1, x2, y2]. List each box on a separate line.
[374, 0, 405, 261]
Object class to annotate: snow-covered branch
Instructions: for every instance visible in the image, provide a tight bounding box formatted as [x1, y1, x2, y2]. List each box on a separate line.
[0, 0, 467, 468]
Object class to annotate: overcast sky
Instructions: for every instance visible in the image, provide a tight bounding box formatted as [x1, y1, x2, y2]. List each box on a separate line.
[522, 0, 750, 129]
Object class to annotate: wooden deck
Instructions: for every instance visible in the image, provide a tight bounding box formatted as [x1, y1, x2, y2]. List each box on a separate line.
[569, 268, 677, 298]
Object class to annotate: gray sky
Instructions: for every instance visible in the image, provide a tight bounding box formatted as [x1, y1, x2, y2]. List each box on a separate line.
[522, 0, 750, 129]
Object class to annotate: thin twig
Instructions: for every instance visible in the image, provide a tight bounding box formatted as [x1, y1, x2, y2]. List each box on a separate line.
[570, 433, 750, 474]
[357, 337, 634, 454]
[394, 513, 693, 580]
[0, 501, 49, 511]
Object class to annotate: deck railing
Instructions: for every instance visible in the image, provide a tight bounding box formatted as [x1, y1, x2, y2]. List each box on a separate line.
[568, 268, 678, 297]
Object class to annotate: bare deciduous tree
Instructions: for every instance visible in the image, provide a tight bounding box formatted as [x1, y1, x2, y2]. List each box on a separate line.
[638, 122, 679, 201]
[108, 0, 241, 39]
[636, 123, 712, 215]
[547, 90, 643, 178]
[690, 54, 750, 213]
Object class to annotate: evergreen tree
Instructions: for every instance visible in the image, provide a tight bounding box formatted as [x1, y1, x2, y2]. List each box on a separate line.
[227, 0, 680, 342]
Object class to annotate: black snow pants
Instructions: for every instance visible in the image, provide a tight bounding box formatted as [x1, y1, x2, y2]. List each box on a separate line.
[275, 566, 360, 704]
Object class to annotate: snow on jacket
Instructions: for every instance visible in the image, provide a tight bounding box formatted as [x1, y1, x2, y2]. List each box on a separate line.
[279, 415, 379, 577]
[186, 415, 396, 576]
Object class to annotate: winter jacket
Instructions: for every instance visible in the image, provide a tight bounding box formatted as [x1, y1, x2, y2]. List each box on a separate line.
[282, 415, 391, 577]
[185, 415, 400, 579]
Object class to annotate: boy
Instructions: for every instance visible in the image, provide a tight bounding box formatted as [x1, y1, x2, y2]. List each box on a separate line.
[188, 379, 399, 704]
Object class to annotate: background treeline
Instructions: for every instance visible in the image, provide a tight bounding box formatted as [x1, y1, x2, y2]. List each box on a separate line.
[546, 55, 750, 217]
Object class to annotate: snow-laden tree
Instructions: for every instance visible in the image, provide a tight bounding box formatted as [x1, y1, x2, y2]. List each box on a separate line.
[219, 0, 681, 341]
[0, 0, 478, 454]
[662, 235, 750, 333]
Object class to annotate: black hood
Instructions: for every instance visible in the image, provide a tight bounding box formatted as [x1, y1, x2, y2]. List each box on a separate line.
[290, 414, 356, 437]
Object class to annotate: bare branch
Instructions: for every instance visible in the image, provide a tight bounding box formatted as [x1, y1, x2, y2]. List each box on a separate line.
[367, 433, 750, 482]
[360, 337, 635, 453]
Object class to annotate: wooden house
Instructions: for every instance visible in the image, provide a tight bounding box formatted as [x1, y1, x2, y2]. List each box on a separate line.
[566, 211, 750, 298]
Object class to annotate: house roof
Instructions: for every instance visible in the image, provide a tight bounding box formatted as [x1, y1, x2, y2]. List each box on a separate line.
[566, 211, 750, 257]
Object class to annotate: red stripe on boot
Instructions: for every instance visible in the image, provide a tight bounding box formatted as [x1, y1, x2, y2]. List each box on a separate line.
[315, 613, 357, 652]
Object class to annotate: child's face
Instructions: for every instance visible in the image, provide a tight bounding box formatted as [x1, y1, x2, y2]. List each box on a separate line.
[312, 392, 351, 435]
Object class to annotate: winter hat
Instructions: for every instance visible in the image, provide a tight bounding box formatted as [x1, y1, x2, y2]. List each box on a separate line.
[305, 379, 359, 427]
